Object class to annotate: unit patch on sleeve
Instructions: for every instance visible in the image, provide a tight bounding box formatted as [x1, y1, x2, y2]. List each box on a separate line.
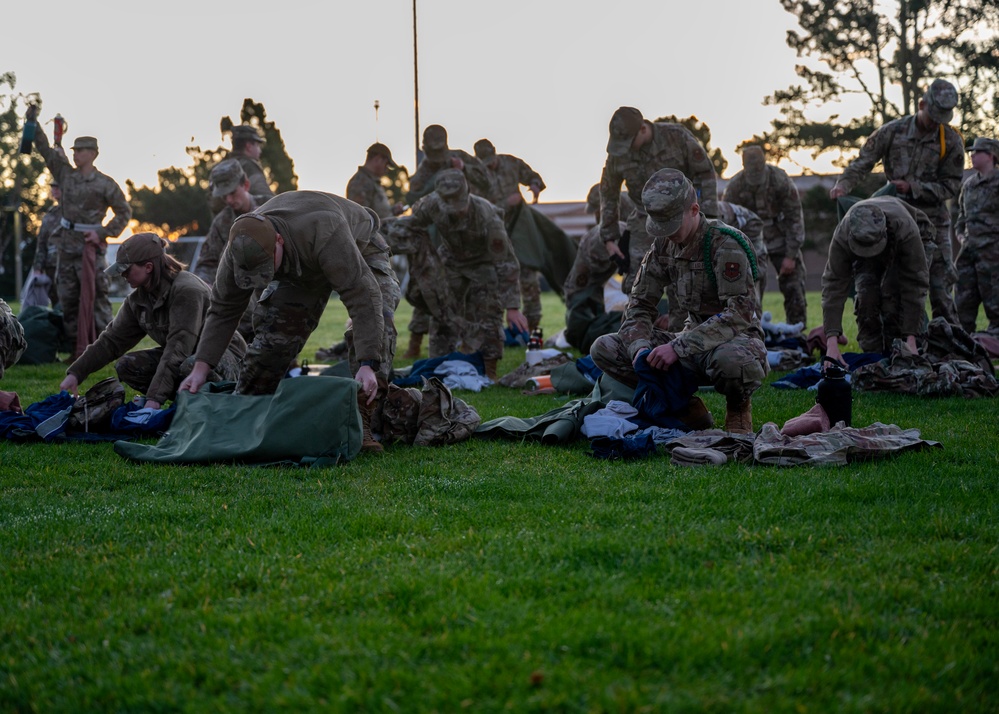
[723, 261, 742, 282]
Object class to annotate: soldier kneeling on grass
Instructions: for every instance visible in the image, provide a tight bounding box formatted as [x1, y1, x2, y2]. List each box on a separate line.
[589, 169, 768, 434]
[61, 233, 246, 409]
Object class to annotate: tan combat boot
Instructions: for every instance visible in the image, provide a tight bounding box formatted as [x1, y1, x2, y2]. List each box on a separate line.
[484, 358, 499, 381]
[724, 398, 754, 434]
[402, 332, 424, 359]
[357, 391, 384, 454]
[680, 395, 714, 431]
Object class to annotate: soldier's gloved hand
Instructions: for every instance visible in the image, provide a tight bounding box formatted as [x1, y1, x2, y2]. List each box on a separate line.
[60, 373, 80, 397]
[355, 365, 378, 405]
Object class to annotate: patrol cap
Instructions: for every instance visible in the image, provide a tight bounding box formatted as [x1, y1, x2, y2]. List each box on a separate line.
[606, 107, 643, 157]
[741, 145, 767, 186]
[423, 124, 449, 159]
[229, 213, 277, 290]
[846, 202, 888, 258]
[923, 79, 958, 125]
[585, 184, 601, 214]
[642, 168, 695, 238]
[366, 142, 397, 168]
[474, 138, 496, 163]
[210, 159, 248, 198]
[434, 169, 469, 212]
[232, 124, 265, 144]
[967, 137, 999, 162]
[105, 232, 166, 275]
[72, 136, 98, 151]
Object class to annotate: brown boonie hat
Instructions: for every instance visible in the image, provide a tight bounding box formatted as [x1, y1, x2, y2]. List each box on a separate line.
[210, 159, 248, 198]
[434, 169, 469, 211]
[923, 79, 958, 125]
[72, 136, 98, 151]
[105, 233, 166, 275]
[423, 124, 448, 159]
[741, 145, 767, 186]
[967, 137, 999, 161]
[473, 138, 496, 162]
[229, 213, 278, 290]
[846, 202, 888, 258]
[585, 184, 601, 214]
[367, 142, 397, 168]
[642, 168, 695, 238]
[606, 107, 643, 157]
[232, 125, 265, 144]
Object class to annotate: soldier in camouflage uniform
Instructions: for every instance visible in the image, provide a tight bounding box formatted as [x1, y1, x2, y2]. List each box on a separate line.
[346, 142, 403, 221]
[474, 138, 546, 331]
[394, 169, 528, 380]
[830, 79, 962, 325]
[32, 181, 63, 307]
[600, 107, 719, 294]
[32, 125, 131, 349]
[590, 169, 767, 434]
[401, 125, 492, 358]
[179, 191, 399, 454]
[563, 185, 633, 304]
[718, 200, 768, 302]
[723, 145, 804, 325]
[0, 298, 27, 379]
[61, 233, 245, 408]
[822, 196, 933, 362]
[227, 125, 274, 203]
[197, 160, 267, 285]
[954, 137, 999, 335]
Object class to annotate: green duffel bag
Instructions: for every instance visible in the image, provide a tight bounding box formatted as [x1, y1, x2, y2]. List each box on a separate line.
[16, 305, 68, 365]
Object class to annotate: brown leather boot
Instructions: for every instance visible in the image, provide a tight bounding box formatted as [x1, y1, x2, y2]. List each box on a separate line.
[402, 332, 424, 359]
[680, 396, 714, 431]
[484, 358, 499, 381]
[724, 399, 753, 434]
[357, 391, 384, 454]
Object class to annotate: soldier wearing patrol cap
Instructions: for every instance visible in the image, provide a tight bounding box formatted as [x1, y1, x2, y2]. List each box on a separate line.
[346, 142, 404, 221]
[61, 232, 245, 409]
[179, 191, 399, 454]
[590, 168, 767, 434]
[599, 107, 719, 294]
[30, 124, 131, 352]
[821, 196, 934, 363]
[198, 159, 267, 286]
[225, 124, 274, 207]
[830, 78, 963, 326]
[954, 137, 999, 335]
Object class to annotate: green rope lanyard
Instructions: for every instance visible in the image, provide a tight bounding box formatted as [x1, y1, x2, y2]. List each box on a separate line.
[702, 225, 759, 290]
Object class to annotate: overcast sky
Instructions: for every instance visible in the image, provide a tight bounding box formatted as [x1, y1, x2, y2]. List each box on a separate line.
[7, 0, 852, 204]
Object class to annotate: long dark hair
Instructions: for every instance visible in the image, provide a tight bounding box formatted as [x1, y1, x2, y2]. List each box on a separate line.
[143, 248, 186, 292]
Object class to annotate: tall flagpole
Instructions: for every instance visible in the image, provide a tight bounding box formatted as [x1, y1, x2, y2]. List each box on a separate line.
[413, 0, 420, 168]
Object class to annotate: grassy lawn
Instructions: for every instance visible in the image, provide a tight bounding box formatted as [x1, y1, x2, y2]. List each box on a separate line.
[1, 292, 997, 712]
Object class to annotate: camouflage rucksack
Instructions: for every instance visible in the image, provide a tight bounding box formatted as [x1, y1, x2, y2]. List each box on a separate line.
[413, 376, 482, 446]
[67, 377, 126, 431]
[0, 299, 27, 379]
[381, 384, 423, 445]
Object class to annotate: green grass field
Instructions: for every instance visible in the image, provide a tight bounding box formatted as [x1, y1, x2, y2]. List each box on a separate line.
[1, 292, 997, 712]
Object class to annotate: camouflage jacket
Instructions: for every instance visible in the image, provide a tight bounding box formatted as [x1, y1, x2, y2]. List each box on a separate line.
[483, 154, 545, 207]
[197, 191, 387, 367]
[621, 215, 762, 361]
[33, 204, 62, 271]
[955, 170, 999, 247]
[407, 193, 521, 310]
[232, 154, 274, 201]
[722, 165, 804, 255]
[346, 166, 394, 220]
[406, 150, 491, 203]
[717, 201, 768, 263]
[600, 122, 718, 244]
[835, 115, 964, 221]
[33, 125, 131, 243]
[195, 195, 260, 285]
[822, 196, 932, 339]
[69, 271, 244, 404]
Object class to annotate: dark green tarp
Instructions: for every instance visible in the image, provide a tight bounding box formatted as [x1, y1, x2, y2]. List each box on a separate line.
[506, 204, 577, 298]
[114, 376, 362, 466]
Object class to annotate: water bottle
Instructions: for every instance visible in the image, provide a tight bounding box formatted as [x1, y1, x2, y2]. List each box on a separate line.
[816, 357, 852, 427]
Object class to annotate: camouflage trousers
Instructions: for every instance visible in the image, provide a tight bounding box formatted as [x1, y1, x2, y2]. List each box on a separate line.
[237, 274, 398, 396]
[769, 251, 808, 327]
[116, 346, 243, 397]
[57, 244, 112, 347]
[431, 264, 506, 361]
[622, 210, 651, 294]
[954, 238, 999, 334]
[590, 328, 768, 405]
[854, 264, 916, 354]
[927, 215, 959, 324]
[520, 266, 542, 331]
[345, 264, 401, 378]
[563, 229, 617, 305]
